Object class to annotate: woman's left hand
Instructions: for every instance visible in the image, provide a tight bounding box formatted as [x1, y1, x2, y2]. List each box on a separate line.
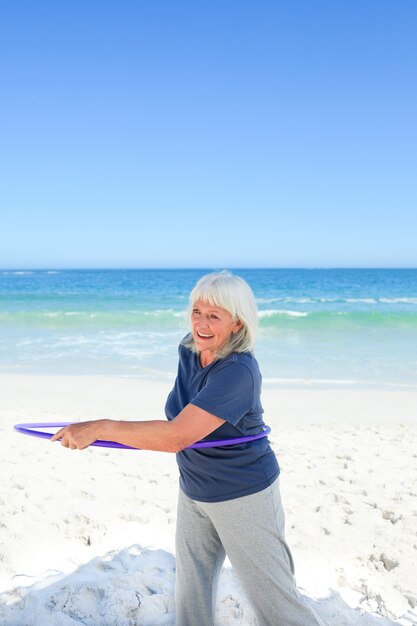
[50, 420, 104, 450]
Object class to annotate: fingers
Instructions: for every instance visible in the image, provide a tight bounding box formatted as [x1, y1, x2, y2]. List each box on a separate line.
[49, 422, 97, 450]
[50, 426, 79, 449]
[50, 427, 66, 442]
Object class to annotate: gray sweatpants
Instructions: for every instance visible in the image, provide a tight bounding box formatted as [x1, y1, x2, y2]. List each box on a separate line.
[175, 479, 325, 626]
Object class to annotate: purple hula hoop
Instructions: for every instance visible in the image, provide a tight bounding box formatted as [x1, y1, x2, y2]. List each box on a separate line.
[13, 422, 271, 450]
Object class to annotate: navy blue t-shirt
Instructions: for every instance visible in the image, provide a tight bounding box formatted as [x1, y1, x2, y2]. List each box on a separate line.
[165, 340, 279, 502]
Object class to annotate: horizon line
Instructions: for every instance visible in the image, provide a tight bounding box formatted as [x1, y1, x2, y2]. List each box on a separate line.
[1, 266, 417, 272]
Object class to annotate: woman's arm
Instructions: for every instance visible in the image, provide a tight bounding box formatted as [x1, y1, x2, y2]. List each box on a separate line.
[50, 404, 225, 452]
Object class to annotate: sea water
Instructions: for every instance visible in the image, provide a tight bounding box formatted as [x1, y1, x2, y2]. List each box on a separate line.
[1, 268, 416, 389]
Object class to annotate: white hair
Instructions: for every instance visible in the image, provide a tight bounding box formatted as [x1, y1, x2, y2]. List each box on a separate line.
[182, 271, 258, 358]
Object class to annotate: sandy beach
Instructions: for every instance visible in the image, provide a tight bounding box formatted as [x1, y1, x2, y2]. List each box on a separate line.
[1, 375, 416, 625]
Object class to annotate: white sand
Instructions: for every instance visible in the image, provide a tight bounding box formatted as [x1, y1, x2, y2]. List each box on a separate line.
[0, 375, 416, 625]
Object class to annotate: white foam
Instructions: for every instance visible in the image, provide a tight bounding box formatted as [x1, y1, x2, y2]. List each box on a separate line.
[257, 297, 315, 304]
[379, 297, 417, 304]
[258, 309, 309, 318]
[143, 309, 173, 316]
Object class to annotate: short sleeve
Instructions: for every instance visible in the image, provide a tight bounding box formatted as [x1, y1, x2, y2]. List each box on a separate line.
[190, 361, 255, 426]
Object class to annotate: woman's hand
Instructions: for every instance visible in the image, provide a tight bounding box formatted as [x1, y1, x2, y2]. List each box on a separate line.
[50, 420, 105, 450]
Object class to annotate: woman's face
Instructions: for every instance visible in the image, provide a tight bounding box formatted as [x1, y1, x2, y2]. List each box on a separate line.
[191, 300, 242, 364]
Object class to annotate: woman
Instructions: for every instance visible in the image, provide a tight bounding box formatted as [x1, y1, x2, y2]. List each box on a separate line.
[51, 271, 325, 626]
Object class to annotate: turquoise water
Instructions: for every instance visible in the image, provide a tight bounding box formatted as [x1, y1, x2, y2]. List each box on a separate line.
[1, 268, 416, 388]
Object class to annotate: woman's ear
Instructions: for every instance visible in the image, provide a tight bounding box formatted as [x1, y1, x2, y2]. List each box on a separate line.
[232, 319, 244, 334]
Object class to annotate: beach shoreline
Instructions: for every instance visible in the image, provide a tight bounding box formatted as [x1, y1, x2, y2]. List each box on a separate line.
[1, 375, 416, 625]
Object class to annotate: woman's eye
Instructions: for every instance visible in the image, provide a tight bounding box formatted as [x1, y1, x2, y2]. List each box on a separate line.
[210, 314, 219, 320]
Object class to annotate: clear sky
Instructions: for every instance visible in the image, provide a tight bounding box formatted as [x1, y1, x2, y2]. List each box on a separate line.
[1, 0, 416, 268]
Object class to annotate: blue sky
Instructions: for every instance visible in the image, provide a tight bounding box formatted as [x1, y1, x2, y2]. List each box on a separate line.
[1, 0, 416, 268]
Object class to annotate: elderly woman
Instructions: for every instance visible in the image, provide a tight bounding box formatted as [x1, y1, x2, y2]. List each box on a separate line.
[52, 272, 324, 626]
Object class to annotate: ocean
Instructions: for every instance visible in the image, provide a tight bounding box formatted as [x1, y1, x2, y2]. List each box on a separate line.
[1, 268, 416, 389]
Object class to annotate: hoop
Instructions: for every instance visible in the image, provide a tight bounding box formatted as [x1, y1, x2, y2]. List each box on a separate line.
[14, 422, 271, 450]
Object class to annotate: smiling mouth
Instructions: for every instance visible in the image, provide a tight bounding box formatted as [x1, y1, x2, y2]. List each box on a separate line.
[197, 331, 214, 339]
